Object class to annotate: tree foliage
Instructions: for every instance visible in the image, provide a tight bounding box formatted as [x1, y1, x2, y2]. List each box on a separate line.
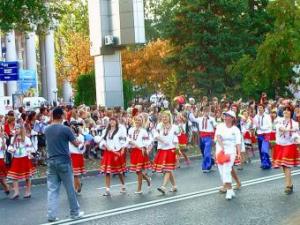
[74, 71, 96, 106]
[232, 0, 300, 99]
[0, 0, 64, 32]
[159, 0, 273, 97]
[122, 39, 175, 94]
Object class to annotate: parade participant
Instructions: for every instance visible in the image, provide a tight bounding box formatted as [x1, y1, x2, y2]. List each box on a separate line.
[273, 106, 299, 194]
[98, 117, 128, 196]
[152, 112, 179, 194]
[7, 123, 36, 199]
[240, 110, 254, 163]
[176, 113, 190, 166]
[253, 104, 272, 169]
[69, 125, 86, 194]
[45, 107, 84, 222]
[196, 106, 216, 172]
[215, 110, 241, 200]
[0, 126, 9, 196]
[184, 104, 199, 147]
[128, 115, 152, 194]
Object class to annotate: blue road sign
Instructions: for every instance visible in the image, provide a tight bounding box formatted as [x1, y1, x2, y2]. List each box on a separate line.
[0, 61, 19, 81]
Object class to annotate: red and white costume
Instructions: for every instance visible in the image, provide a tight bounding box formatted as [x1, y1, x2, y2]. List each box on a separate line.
[152, 124, 179, 173]
[128, 127, 152, 172]
[0, 138, 7, 179]
[69, 134, 86, 176]
[240, 117, 253, 145]
[253, 113, 272, 139]
[273, 118, 300, 168]
[196, 116, 216, 138]
[177, 122, 188, 147]
[99, 128, 128, 174]
[7, 136, 36, 180]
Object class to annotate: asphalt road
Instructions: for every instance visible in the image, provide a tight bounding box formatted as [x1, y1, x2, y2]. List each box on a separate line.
[1, 159, 299, 225]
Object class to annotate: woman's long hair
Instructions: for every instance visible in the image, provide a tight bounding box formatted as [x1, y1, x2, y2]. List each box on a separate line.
[103, 118, 119, 140]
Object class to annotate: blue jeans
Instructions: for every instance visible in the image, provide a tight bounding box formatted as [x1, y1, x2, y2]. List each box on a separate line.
[47, 160, 80, 219]
[199, 136, 213, 170]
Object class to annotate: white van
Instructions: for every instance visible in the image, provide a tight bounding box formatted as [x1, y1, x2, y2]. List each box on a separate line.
[23, 97, 48, 111]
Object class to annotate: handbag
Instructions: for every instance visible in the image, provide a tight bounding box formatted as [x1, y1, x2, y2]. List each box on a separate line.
[216, 150, 230, 165]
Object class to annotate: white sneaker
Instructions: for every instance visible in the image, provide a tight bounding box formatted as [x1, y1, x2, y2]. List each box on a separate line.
[225, 189, 234, 200]
[71, 211, 84, 220]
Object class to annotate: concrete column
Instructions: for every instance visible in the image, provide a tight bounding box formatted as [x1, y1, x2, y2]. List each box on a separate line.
[62, 80, 73, 104]
[44, 30, 57, 105]
[39, 35, 47, 98]
[25, 32, 38, 96]
[0, 33, 5, 96]
[94, 50, 124, 107]
[5, 31, 18, 96]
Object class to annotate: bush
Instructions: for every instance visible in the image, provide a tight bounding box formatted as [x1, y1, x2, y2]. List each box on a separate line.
[74, 71, 96, 106]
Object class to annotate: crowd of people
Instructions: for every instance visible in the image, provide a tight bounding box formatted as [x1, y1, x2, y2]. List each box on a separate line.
[0, 92, 299, 208]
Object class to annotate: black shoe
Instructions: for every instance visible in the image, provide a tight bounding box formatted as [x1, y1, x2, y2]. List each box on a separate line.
[24, 194, 31, 199]
[48, 217, 59, 222]
[77, 183, 83, 193]
[285, 185, 294, 195]
[5, 190, 10, 196]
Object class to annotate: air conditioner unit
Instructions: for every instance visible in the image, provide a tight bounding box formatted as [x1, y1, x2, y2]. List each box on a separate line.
[104, 35, 114, 46]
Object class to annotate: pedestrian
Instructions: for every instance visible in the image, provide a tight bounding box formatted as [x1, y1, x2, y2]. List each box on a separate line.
[0, 126, 9, 196]
[253, 104, 272, 169]
[7, 123, 36, 199]
[153, 111, 179, 194]
[273, 106, 299, 194]
[69, 124, 86, 194]
[215, 110, 241, 200]
[196, 106, 217, 172]
[45, 107, 84, 222]
[128, 115, 152, 194]
[98, 117, 128, 196]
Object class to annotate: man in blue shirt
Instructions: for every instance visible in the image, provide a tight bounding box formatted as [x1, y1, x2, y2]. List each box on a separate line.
[45, 107, 84, 222]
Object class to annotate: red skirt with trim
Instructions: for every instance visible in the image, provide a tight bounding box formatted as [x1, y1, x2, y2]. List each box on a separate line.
[71, 153, 86, 176]
[129, 148, 151, 172]
[100, 150, 126, 174]
[0, 158, 7, 178]
[7, 157, 36, 180]
[178, 133, 188, 145]
[152, 149, 176, 173]
[273, 144, 300, 168]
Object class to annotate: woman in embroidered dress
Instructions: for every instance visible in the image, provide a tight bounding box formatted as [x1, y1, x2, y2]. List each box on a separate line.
[153, 112, 179, 194]
[128, 115, 152, 194]
[176, 113, 190, 166]
[0, 126, 9, 196]
[7, 123, 36, 199]
[273, 106, 299, 194]
[98, 117, 128, 196]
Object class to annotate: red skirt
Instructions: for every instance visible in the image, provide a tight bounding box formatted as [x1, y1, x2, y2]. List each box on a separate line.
[7, 157, 36, 180]
[129, 148, 151, 172]
[178, 133, 188, 145]
[273, 144, 300, 168]
[152, 149, 176, 173]
[0, 158, 7, 178]
[100, 150, 126, 174]
[71, 153, 86, 176]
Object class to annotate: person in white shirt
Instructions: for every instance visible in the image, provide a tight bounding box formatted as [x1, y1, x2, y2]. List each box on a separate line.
[97, 117, 128, 196]
[0, 126, 9, 196]
[128, 115, 152, 194]
[196, 106, 217, 172]
[153, 112, 179, 194]
[273, 106, 299, 194]
[215, 110, 241, 200]
[69, 126, 86, 194]
[253, 104, 272, 169]
[7, 123, 36, 199]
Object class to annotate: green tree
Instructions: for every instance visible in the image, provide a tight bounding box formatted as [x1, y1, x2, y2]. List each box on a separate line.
[0, 0, 64, 32]
[74, 72, 96, 106]
[123, 79, 134, 109]
[232, 0, 300, 99]
[150, 0, 273, 98]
